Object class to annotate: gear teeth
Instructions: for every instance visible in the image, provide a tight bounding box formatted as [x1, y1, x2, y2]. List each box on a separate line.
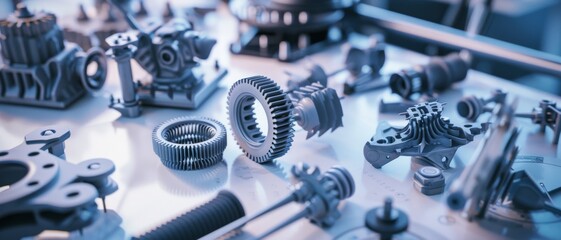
[291, 83, 344, 139]
[228, 76, 295, 163]
[152, 116, 227, 170]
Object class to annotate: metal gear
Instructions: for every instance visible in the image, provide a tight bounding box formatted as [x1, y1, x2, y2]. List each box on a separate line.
[291, 82, 344, 139]
[364, 101, 488, 169]
[227, 76, 295, 163]
[152, 116, 227, 170]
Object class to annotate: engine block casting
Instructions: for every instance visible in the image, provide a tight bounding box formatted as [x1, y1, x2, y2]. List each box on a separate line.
[0, 5, 107, 108]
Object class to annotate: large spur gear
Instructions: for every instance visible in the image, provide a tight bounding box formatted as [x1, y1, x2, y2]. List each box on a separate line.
[152, 116, 227, 170]
[364, 101, 488, 169]
[227, 76, 295, 163]
[227, 76, 344, 163]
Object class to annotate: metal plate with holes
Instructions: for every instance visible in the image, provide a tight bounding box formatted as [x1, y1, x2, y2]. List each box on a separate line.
[1, 1, 561, 239]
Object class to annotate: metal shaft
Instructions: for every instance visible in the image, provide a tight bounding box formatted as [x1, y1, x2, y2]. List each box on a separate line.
[113, 52, 137, 105]
[355, 4, 561, 78]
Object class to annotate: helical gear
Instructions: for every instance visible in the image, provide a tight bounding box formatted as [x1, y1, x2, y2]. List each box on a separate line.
[291, 82, 344, 139]
[152, 116, 227, 170]
[227, 76, 295, 163]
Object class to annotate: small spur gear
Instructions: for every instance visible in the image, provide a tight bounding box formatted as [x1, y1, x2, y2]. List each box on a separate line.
[227, 76, 295, 163]
[152, 116, 227, 170]
[227, 76, 344, 163]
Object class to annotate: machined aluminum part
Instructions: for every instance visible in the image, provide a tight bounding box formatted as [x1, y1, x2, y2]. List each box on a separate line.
[364, 101, 488, 169]
[152, 116, 227, 170]
[0, 126, 118, 239]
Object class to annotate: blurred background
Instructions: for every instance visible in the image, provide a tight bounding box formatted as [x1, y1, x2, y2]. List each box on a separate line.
[1, 0, 560, 94]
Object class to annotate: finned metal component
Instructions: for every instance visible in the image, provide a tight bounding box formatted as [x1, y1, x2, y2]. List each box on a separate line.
[286, 65, 329, 92]
[106, 1, 227, 111]
[228, 76, 344, 163]
[229, 0, 357, 62]
[365, 197, 409, 240]
[291, 83, 344, 139]
[134, 190, 245, 240]
[364, 101, 488, 169]
[106, 32, 141, 118]
[227, 76, 295, 163]
[202, 164, 355, 239]
[389, 53, 469, 99]
[0, 126, 118, 239]
[413, 166, 445, 195]
[515, 99, 561, 144]
[447, 96, 520, 219]
[0, 5, 107, 108]
[457, 89, 506, 121]
[152, 116, 227, 170]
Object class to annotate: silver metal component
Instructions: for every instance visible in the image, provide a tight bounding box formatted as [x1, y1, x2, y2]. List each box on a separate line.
[152, 116, 227, 170]
[228, 76, 343, 162]
[364, 101, 488, 169]
[286, 65, 329, 92]
[447, 96, 520, 219]
[457, 89, 507, 122]
[365, 197, 409, 240]
[0, 126, 118, 239]
[413, 166, 445, 195]
[515, 99, 561, 144]
[227, 76, 295, 163]
[291, 83, 344, 139]
[202, 164, 355, 239]
[0, 5, 107, 109]
[106, 32, 141, 118]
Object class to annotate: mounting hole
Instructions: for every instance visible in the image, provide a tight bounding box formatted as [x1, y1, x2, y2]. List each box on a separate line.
[43, 163, 54, 169]
[67, 191, 79, 198]
[41, 129, 56, 136]
[28, 181, 38, 186]
[377, 139, 386, 144]
[464, 124, 472, 128]
[0, 162, 28, 193]
[0, 152, 7, 157]
[28, 152, 39, 157]
[88, 163, 101, 170]
[441, 157, 448, 163]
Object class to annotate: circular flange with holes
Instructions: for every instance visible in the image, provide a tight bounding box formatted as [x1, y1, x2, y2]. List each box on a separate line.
[152, 116, 227, 170]
[227, 76, 295, 163]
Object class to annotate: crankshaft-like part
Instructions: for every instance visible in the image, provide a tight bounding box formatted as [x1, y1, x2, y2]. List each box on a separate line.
[227, 76, 344, 163]
[0, 126, 118, 239]
[389, 53, 468, 99]
[152, 116, 227, 170]
[364, 101, 488, 169]
[202, 164, 355, 239]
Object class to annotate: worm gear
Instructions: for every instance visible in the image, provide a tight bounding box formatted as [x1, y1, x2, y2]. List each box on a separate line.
[227, 76, 344, 163]
[152, 116, 227, 170]
[364, 101, 488, 169]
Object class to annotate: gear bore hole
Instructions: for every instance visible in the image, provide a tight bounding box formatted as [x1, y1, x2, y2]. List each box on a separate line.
[238, 95, 268, 146]
[163, 122, 217, 145]
[0, 162, 28, 193]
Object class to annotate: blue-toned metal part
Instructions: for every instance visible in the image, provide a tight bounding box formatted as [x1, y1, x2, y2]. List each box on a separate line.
[364, 101, 488, 169]
[0, 5, 107, 109]
[0, 126, 118, 239]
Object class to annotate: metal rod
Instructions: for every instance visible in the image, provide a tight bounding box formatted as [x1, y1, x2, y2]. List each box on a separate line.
[256, 208, 309, 239]
[355, 4, 561, 78]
